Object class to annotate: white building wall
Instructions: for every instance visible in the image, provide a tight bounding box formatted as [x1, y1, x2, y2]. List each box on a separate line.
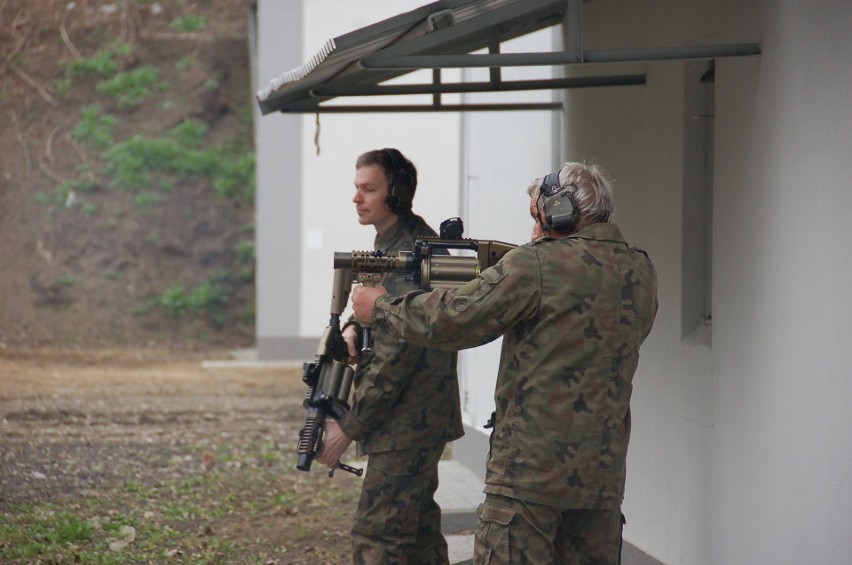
[455, 27, 560, 473]
[255, 1, 461, 357]
[709, 2, 852, 563]
[570, 1, 852, 563]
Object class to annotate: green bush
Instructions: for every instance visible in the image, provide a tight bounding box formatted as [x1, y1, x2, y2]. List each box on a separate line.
[58, 40, 134, 101]
[157, 277, 229, 326]
[211, 152, 255, 200]
[72, 104, 117, 148]
[168, 119, 208, 149]
[236, 239, 255, 264]
[102, 134, 255, 201]
[103, 136, 189, 189]
[188, 279, 228, 326]
[102, 137, 158, 189]
[159, 284, 189, 317]
[96, 66, 160, 108]
[64, 51, 119, 78]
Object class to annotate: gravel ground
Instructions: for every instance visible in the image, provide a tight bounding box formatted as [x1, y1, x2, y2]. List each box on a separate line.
[0, 348, 363, 564]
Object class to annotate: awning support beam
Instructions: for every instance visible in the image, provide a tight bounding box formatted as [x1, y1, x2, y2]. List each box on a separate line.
[280, 103, 566, 114]
[361, 43, 761, 70]
[311, 74, 646, 97]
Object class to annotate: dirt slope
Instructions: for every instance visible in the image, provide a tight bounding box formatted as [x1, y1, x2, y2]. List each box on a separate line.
[0, 0, 257, 349]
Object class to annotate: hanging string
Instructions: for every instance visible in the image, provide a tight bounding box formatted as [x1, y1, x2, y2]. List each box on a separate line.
[314, 113, 321, 155]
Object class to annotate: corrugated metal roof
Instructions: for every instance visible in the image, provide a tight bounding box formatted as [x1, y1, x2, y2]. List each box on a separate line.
[256, 0, 568, 114]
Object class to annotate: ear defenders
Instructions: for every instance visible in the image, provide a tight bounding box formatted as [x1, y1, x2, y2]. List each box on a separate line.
[383, 148, 414, 214]
[538, 170, 579, 233]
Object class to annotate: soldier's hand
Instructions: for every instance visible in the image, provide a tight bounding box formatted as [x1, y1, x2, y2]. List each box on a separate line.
[352, 285, 388, 323]
[341, 324, 360, 364]
[316, 420, 353, 468]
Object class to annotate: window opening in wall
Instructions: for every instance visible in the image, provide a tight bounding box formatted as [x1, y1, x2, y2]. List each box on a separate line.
[682, 60, 714, 338]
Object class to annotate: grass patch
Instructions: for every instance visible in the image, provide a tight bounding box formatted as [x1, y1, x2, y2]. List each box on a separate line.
[236, 239, 254, 264]
[64, 51, 118, 78]
[54, 77, 72, 98]
[0, 508, 93, 562]
[51, 178, 95, 208]
[169, 15, 207, 32]
[134, 191, 164, 208]
[0, 440, 353, 563]
[72, 104, 117, 148]
[168, 118, 207, 149]
[62, 40, 133, 79]
[156, 274, 229, 326]
[101, 124, 255, 201]
[176, 55, 196, 70]
[236, 239, 255, 281]
[96, 66, 161, 108]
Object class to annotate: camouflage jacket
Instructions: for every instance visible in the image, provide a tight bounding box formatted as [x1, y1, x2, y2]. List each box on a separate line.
[373, 223, 658, 508]
[338, 213, 464, 454]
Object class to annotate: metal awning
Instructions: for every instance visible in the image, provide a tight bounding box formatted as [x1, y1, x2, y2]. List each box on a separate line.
[256, 0, 760, 115]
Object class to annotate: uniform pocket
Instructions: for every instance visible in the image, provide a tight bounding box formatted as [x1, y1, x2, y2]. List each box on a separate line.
[474, 502, 515, 564]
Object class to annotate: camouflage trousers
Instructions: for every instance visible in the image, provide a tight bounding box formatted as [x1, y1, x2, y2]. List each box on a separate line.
[473, 494, 625, 565]
[351, 444, 449, 565]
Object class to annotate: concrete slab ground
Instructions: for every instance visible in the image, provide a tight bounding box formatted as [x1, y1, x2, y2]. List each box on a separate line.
[436, 460, 664, 565]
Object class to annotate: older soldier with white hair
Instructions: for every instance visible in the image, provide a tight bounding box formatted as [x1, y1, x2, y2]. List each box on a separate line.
[352, 161, 658, 564]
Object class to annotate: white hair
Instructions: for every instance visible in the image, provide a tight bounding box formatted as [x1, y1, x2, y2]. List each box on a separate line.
[527, 161, 615, 224]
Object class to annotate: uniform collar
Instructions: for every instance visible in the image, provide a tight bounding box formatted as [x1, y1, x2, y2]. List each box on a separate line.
[538, 222, 627, 245]
[572, 222, 627, 244]
[375, 213, 415, 250]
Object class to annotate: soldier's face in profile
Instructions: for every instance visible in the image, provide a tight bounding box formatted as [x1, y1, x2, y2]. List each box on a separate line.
[353, 164, 395, 229]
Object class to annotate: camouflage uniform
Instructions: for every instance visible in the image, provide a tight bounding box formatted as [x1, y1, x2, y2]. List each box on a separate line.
[373, 223, 658, 564]
[338, 212, 463, 564]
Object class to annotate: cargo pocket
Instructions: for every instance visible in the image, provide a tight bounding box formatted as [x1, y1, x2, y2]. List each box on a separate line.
[369, 450, 420, 478]
[474, 502, 515, 565]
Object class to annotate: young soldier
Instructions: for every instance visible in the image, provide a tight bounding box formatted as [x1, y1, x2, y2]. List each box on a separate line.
[317, 148, 462, 564]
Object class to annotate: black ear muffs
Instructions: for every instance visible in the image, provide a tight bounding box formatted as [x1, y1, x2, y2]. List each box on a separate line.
[538, 171, 579, 233]
[384, 149, 414, 214]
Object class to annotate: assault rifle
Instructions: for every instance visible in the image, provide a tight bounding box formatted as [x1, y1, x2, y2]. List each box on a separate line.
[297, 218, 515, 476]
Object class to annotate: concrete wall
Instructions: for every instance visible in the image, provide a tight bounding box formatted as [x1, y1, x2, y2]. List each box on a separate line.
[569, 1, 852, 563]
[254, 1, 306, 359]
